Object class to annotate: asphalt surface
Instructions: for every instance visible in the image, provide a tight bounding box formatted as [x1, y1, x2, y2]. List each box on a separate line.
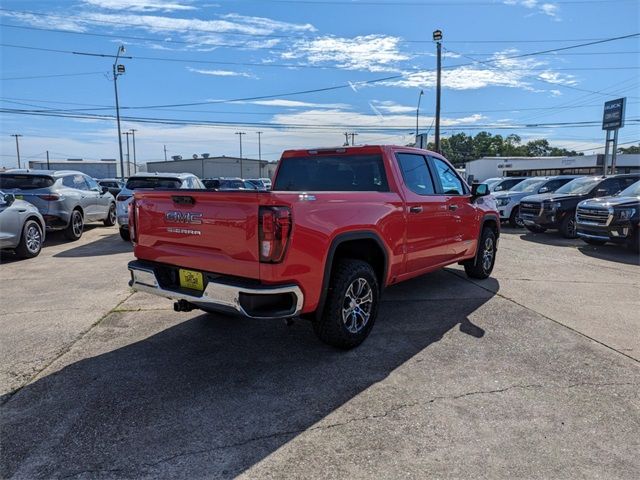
[1, 224, 639, 479]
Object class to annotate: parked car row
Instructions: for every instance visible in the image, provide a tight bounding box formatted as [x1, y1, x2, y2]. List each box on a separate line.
[487, 174, 640, 251]
[0, 170, 118, 258]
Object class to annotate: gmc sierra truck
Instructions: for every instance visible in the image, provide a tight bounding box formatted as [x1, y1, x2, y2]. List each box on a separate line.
[128, 146, 499, 348]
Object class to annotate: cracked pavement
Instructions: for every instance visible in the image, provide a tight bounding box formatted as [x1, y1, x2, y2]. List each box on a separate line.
[1, 226, 639, 479]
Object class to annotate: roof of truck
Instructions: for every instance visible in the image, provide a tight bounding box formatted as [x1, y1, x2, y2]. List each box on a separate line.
[281, 145, 445, 159]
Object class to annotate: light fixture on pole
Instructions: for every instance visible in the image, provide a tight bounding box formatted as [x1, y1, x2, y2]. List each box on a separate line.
[415, 89, 424, 145]
[112, 45, 126, 180]
[433, 29, 443, 153]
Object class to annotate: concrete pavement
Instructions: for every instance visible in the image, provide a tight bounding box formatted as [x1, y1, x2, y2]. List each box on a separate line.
[1, 226, 638, 479]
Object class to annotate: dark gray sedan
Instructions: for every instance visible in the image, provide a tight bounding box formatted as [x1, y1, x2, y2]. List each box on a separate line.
[0, 191, 45, 258]
[0, 170, 116, 241]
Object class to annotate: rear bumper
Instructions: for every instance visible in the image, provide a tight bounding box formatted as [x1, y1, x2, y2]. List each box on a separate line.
[128, 260, 304, 319]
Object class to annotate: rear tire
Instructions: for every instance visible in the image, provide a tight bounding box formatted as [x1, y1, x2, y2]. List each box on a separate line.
[508, 206, 524, 228]
[560, 213, 578, 239]
[119, 227, 130, 241]
[464, 227, 496, 279]
[103, 203, 116, 226]
[15, 219, 43, 258]
[525, 224, 546, 233]
[313, 259, 379, 349]
[63, 209, 84, 241]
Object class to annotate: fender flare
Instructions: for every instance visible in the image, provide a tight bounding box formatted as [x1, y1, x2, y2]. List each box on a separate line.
[316, 231, 389, 317]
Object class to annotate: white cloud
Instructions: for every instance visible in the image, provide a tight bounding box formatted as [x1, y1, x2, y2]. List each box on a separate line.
[248, 99, 349, 109]
[83, 0, 196, 12]
[370, 101, 415, 114]
[187, 67, 256, 78]
[504, 0, 561, 19]
[283, 35, 409, 72]
[0, 11, 88, 32]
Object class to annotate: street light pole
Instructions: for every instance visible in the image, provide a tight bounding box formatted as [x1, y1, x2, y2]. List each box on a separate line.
[112, 45, 126, 181]
[124, 131, 131, 177]
[163, 145, 167, 162]
[415, 89, 424, 146]
[130, 129, 137, 174]
[235, 131, 246, 177]
[433, 29, 443, 153]
[257, 131, 263, 177]
[10, 134, 22, 168]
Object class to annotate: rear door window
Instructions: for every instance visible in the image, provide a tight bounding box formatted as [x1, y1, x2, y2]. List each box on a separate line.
[395, 153, 435, 195]
[0, 174, 55, 190]
[63, 174, 89, 190]
[273, 154, 389, 192]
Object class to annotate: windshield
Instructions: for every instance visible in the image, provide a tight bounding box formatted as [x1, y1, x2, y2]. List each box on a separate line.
[0, 174, 55, 190]
[125, 177, 181, 189]
[554, 176, 601, 195]
[617, 180, 640, 197]
[509, 178, 546, 193]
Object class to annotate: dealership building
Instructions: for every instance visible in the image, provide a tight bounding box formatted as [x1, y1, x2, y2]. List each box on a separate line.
[144, 156, 277, 179]
[464, 154, 640, 182]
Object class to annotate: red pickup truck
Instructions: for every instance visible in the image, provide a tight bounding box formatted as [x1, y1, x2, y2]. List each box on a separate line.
[128, 146, 499, 348]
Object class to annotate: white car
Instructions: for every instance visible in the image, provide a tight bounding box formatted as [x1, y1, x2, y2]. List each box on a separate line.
[116, 172, 205, 241]
[493, 176, 579, 227]
[0, 191, 46, 258]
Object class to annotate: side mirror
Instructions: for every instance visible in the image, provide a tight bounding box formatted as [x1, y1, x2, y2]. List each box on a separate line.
[538, 186, 549, 194]
[101, 186, 110, 194]
[471, 183, 489, 198]
[494, 185, 503, 191]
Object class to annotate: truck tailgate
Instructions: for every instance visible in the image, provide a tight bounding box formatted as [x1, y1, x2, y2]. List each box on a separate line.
[133, 191, 264, 279]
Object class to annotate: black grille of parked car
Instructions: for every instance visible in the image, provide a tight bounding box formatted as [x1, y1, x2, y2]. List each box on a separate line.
[576, 207, 610, 225]
[520, 202, 542, 217]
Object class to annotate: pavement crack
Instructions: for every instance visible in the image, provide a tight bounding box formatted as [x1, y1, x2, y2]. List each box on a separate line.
[0, 292, 135, 406]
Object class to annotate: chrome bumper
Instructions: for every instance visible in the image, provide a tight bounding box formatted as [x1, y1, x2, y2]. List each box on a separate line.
[128, 263, 304, 319]
[576, 231, 610, 242]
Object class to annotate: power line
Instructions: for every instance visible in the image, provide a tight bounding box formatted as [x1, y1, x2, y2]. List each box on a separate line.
[1, 71, 106, 81]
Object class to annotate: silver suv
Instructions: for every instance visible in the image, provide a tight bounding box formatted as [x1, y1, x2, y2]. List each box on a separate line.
[116, 172, 204, 241]
[0, 170, 116, 241]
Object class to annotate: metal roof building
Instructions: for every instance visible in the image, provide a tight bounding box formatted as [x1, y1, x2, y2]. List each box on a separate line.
[28, 159, 118, 178]
[144, 156, 276, 179]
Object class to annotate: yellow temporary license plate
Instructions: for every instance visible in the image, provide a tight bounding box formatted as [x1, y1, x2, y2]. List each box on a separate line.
[179, 269, 204, 291]
[15, 195, 23, 200]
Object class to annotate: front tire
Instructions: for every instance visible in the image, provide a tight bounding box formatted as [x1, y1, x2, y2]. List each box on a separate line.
[313, 259, 379, 349]
[103, 203, 116, 226]
[508, 206, 524, 228]
[119, 227, 130, 241]
[560, 213, 578, 239]
[15, 219, 43, 258]
[464, 227, 497, 279]
[63, 209, 84, 241]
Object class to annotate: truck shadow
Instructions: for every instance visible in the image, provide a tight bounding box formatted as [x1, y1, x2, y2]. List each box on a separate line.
[1, 273, 497, 479]
[53, 230, 132, 258]
[577, 244, 640, 266]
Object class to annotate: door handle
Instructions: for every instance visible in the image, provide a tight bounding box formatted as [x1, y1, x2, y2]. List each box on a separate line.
[448, 204, 458, 211]
[409, 206, 423, 214]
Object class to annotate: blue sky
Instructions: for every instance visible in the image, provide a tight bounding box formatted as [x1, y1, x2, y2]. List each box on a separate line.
[0, 0, 638, 168]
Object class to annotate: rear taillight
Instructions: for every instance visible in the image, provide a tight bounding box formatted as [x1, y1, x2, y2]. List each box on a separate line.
[37, 194, 60, 201]
[117, 194, 132, 202]
[128, 200, 138, 243]
[259, 206, 292, 263]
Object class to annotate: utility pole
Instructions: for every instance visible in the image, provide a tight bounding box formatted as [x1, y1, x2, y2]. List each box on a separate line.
[344, 132, 350, 146]
[10, 134, 22, 168]
[350, 132, 358, 146]
[163, 144, 168, 162]
[433, 29, 443, 153]
[235, 131, 246, 177]
[124, 131, 131, 177]
[416, 89, 424, 144]
[46, 150, 50, 169]
[112, 45, 126, 180]
[257, 131, 263, 177]
[130, 129, 137, 174]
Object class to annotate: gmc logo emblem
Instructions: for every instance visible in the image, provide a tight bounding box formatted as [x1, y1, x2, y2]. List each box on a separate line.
[165, 211, 203, 224]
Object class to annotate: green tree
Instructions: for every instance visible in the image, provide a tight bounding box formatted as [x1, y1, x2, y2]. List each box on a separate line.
[618, 144, 640, 154]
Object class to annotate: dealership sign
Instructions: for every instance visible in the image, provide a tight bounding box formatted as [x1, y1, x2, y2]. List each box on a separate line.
[602, 98, 626, 130]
